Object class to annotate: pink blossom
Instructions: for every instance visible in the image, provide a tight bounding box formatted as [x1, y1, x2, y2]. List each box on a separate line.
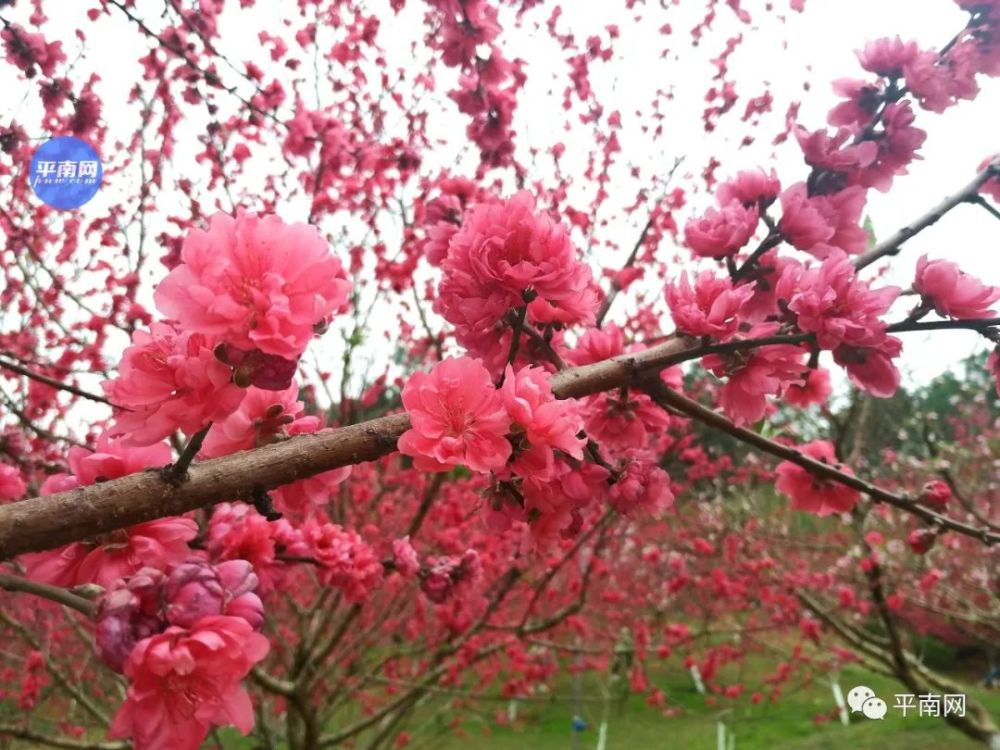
[0, 463, 26, 501]
[581, 391, 671, 454]
[828, 79, 883, 128]
[500, 365, 585, 479]
[855, 102, 926, 192]
[683, 200, 759, 258]
[154, 212, 351, 360]
[703, 324, 807, 425]
[778, 184, 868, 258]
[392, 537, 421, 578]
[108, 616, 269, 750]
[782, 368, 832, 407]
[715, 169, 781, 208]
[1, 24, 65, 78]
[103, 322, 245, 446]
[200, 384, 304, 458]
[608, 461, 674, 516]
[913, 255, 1000, 319]
[564, 324, 625, 366]
[833, 336, 902, 398]
[857, 37, 920, 77]
[303, 520, 384, 603]
[904, 51, 958, 112]
[775, 440, 860, 516]
[436, 191, 599, 367]
[794, 127, 877, 174]
[778, 251, 899, 349]
[23, 518, 198, 589]
[666, 271, 754, 339]
[69, 432, 173, 485]
[398, 357, 512, 473]
[206, 503, 276, 575]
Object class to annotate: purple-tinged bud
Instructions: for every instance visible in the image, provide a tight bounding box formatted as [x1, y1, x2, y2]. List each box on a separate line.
[94, 567, 166, 673]
[165, 560, 226, 629]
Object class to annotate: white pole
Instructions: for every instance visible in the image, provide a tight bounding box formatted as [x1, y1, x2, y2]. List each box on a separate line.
[690, 664, 706, 695]
[507, 699, 517, 722]
[596, 721, 608, 750]
[716, 721, 726, 750]
[831, 680, 850, 726]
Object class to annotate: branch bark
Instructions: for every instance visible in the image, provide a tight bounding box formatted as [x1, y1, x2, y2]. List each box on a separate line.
[0, 337, 693, 560]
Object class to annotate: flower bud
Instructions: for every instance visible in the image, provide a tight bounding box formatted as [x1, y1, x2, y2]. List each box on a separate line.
[907, 528, 936, 555]
[919, 480, 951, 509]
[94, 567, 166, 673]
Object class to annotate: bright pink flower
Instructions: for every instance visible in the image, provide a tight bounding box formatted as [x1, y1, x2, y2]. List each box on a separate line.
[392, 537, 421, 578]
[703, 324, 807, 425]
[108, 616, 269, 750]
[398, 357, 512, 473]
[904, 51, 958, 112]
[1, 24, 65, 78]
[23, 518, 198, 589]
[914, 255, 1000, 319]
[778, 251, 899, 349]
[581, 391, 671, 454]
[666, 271, 754, 339]
[683, 200, 759, 258]
[775, 440, 860, 516]
[103, 322, 245, 446]
[500, 365, 584, 479]
[68, 432, 172, 485]
[200, 384, 304, 458]
[564, 324, 625, 366]
[782, 368, 832, 407]
[716, 169, 781, 208]
[436, 191, 599, 367]
[608, 460, 674, 516]
[154, 212, 351, 360]
[206, 503, 276, 575]
[855, 102, 926, 192]
[0, 463, 26, 501]
[303, 520, 384, 603]
[794, 127, 878, 174]
[857, 37, 920, 77]
[833, 336, 902, 398]
[778, 184, 868, 258]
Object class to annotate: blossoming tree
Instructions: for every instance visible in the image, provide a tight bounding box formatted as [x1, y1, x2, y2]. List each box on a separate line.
[0, 0, 999, 748]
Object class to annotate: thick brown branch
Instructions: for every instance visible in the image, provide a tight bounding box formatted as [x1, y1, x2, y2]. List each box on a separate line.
[0, 338, 693, 560]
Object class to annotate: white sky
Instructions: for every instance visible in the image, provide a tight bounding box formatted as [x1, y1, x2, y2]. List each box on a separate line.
[1, 0, 998, 426]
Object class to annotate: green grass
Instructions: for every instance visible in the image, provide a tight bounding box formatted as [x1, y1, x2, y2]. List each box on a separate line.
[428, 663, 1000, 750]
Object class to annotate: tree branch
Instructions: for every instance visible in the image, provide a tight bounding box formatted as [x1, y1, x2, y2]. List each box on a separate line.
[854, 157, 1000, 271]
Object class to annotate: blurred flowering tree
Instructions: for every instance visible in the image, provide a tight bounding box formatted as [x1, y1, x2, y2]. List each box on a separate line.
[0, 0, 1000, 748]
